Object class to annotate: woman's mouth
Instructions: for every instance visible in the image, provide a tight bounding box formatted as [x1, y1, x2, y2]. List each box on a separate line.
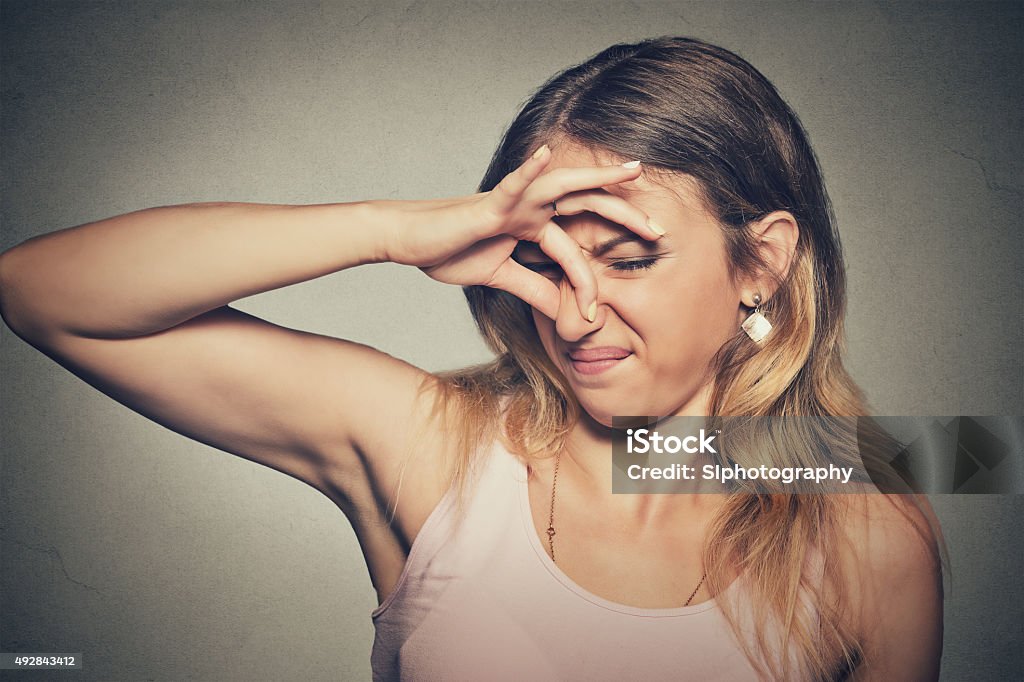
[567, 347, 633, 376]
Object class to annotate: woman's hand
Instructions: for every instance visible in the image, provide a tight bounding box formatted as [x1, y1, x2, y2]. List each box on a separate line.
[375, 145, 662, 321]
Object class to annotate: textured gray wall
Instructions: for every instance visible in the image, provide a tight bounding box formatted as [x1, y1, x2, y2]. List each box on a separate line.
[2, 1, 1021, 680]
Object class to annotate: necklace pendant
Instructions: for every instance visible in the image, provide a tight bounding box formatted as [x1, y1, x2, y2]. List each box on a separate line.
[546, 526, 556, 538]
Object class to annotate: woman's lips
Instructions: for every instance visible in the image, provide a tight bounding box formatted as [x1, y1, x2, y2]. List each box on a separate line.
[567, 347, 632, 376]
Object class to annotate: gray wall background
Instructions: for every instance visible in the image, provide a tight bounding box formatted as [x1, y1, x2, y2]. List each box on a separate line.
[2, 1, 1021, 680]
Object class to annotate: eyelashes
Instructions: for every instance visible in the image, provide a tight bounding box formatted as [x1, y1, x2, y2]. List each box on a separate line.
[611, 257, 659, 272]
[522, 257, 661, 278]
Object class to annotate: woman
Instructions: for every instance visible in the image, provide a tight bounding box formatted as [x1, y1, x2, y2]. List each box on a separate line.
[0, 36, 944, 680]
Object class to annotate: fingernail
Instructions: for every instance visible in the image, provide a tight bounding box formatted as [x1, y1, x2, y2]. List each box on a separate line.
[621, 160, 641, 169]
[532, 144, 549, 159]
[587, 300, 597, 322]
[647, 218, 666, 236]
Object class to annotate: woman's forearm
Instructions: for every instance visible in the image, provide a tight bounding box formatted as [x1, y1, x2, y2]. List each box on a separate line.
[0, 201, 389, 340]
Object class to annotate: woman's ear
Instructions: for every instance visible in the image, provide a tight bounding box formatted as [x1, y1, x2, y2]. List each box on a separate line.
[741, 210, 799, 301]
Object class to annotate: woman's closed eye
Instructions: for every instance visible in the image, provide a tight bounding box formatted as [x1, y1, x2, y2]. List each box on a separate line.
[521, 257, 661, 278]
[609, 257, 660, 272]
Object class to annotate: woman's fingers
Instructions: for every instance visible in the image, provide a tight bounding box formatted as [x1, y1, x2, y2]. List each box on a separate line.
[552, 189, 663, 240]
[478, 154, 665, 321]
[535, 221, 598, 320]
[485, 221, 598, 321]
[533, 163, 646, 210]
[486, 258, 561, 321]
[487, 145, 553, 215]
[487, 155, 646, 226]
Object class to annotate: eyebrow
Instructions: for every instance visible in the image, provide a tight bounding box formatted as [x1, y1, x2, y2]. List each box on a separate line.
[587, 234, 649, 257]
[516, 233, 653, 260]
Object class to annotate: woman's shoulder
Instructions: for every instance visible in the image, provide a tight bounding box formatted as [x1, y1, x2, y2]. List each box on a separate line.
[835, 493, 944, 576]
[831, 493, 945, 679]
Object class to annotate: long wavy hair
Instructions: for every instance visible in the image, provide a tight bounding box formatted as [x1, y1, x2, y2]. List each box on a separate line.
[399, 36, 946, 680]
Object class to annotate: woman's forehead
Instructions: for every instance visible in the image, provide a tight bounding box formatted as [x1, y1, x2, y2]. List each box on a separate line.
[543, 141, 621, 165]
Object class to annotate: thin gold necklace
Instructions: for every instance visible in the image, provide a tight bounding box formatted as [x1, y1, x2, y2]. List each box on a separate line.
[545, 449, 708, 607]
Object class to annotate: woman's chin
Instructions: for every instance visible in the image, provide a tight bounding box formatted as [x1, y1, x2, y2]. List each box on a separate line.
[576, 396, 655, 430]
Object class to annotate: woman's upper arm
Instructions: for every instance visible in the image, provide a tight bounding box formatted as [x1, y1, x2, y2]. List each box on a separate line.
[844, 495, 945, 681]
[18, 304, 444, 504]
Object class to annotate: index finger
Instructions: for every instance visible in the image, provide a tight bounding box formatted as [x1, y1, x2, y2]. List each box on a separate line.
[531, 161, 646, 212]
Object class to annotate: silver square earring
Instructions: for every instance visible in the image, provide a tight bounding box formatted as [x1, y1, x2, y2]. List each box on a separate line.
[741, 293, 772, 344]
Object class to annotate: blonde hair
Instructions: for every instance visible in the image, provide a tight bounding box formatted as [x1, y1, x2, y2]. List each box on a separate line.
[395, 36, 948, 680]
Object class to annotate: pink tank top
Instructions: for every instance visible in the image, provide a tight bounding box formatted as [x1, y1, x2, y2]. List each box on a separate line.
[370, 436, 822, 681]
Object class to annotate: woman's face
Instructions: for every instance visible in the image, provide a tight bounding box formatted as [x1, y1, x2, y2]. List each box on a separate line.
[515, 143, 747, 426]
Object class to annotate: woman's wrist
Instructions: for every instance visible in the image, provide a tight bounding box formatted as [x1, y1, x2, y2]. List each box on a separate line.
[342, 199, 399, 266]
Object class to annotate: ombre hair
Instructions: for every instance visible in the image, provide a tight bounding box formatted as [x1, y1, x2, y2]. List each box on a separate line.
[401, 36, 946, 680]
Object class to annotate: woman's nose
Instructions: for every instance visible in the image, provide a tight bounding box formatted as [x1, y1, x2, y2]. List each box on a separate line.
[554, 275, 602, 342]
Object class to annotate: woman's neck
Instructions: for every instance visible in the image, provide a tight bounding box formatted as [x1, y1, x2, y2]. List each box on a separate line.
[560, 406, 725, 524]
[563, 378, 717, 490]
